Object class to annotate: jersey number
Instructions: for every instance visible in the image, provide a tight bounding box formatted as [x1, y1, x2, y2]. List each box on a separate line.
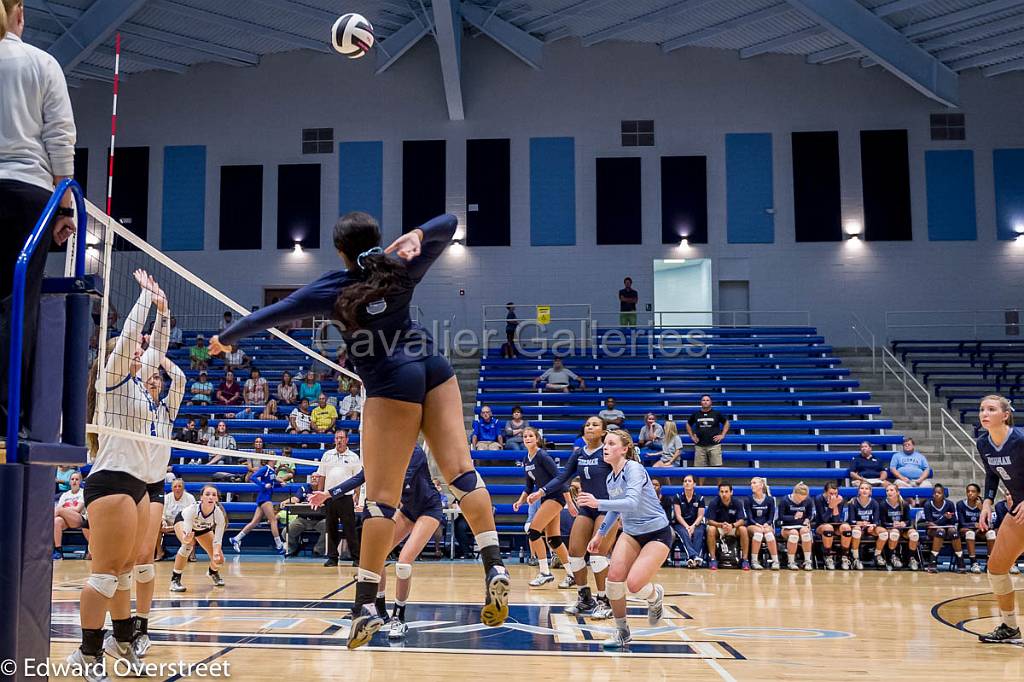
[997, 466, 1011, 482]
[583, 467, 591, 480]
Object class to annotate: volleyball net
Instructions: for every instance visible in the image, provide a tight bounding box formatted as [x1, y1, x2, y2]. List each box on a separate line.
[69, 200, 363, 472]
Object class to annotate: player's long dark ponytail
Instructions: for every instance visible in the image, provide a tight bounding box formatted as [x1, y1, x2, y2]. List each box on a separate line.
[332, 211, 411, 330]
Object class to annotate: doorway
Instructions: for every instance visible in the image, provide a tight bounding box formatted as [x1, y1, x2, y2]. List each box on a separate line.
[718, 280, 751, 327]
[652, 259, 712, 327]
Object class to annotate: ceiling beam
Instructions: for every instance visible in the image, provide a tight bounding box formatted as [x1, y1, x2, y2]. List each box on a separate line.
[460, 1, 543, 69]
[150, 0, 331, 53]
[25, 17, 187, 74]
[73, 63, 118, 81]
[739, 25, 827, 59]
[375, 13, 435, 73]
[45, 0, 150, 72]
[873, 0, 938, 17]
[431, 0, 464, 121]
[785, 0, 958, 106]
[901, 0, 1024, 39]
[951, 41, 1024, 70]
[582, 0, 719, 47]
[521, 0, 620, 34]
[935, 26, 1024, 61]
[806, 43, 859, 63]
[926, 13, 1024, 52]
[662, 4, 792, 53]
[983, 54, 1024, 75]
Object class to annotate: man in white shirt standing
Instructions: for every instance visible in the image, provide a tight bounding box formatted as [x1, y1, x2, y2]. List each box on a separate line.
[314, 429, 362, 567]
[1, 0, 77, 432]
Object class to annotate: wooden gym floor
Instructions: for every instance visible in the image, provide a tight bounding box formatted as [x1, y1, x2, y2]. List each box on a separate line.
[48, 558, 1022, 681]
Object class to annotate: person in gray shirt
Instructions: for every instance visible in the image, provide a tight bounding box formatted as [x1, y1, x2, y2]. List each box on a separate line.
[598, 397, 626, 430]
[532, 357, 586, 392]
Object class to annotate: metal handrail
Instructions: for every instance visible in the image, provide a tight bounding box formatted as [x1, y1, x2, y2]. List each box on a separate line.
[6, 178, 87, 460]
[880, 345, 932, 435]
[589, 309, 813, 328]
[850, 312, 876, 374]
[885, 308, 1020, 341]
[939, 407, 986, 476]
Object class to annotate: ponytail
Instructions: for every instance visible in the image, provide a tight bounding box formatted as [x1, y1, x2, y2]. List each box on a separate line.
[1, 1, 8, 41]
[331, 211, 411, 330]
[85, 337, 118, 457]
[1, 1, 21, 41]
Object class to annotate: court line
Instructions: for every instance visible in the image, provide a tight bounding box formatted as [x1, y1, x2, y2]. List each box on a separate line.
[161, 578, 356, 682]
[673, 620, 739, 682]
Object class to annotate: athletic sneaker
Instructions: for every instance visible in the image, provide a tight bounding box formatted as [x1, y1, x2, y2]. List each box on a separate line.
[741, 559, 751, 571]
[750, 559, 763, 570]
[529, 572, 555, 587]
[978, 623, 1023, 644]
[841, 555, 851, 571]
[132, 634, 151, 658]
[1011, 564, 1021, 575]
[65, 648, 110, 682]
[646, 584, 664, 626]
[602, 627, 632, 649]
[853, 559, 865, 571]
[771, 558, 781, 571]
[709, 560, 718, 571]
[824, 556, 835, 571]
[388, 619, 408, 640]
[565, 588, 598, 616]
[875, 555, 886, 570]
[52, 549, 63, 561]
[103, 635, 145, 676]
[925, 563, 938, 574]
[909, 557, 919, 571]
[230, 536, 241, 553]
[693, 557, 704, 568]
[592, 595, 613, 620]
[685, 558, 695, 568]
[788, 559, 799, 571]
[208, 569, 225, 587]
[971, 562, 983, 574]
[347, 605, 384, 650]
[480, 565, 510, 627]
[558, 574, 576, 589]
[955, 559, 968, 575]
[803, 560, 813, 571]
[892, 556, 903, 570]
[169, 576, 186, 592]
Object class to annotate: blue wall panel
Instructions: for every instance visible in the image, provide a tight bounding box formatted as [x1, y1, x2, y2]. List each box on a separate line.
[726, 133, 774, 244]
[994, 148, 1024, 241]
[161, 145, 206, 251]
[530, 137, 576, 246]
[339, 141, 383, 222]
[925, 150, 976, 241]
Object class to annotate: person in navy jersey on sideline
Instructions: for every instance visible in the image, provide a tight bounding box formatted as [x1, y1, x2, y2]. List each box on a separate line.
[991, 492, 1021, 575]
[975, 396, 1024, 643]
[957, 483, 988, 574]
[705, 483, 749, 571]
[846, 481, 881, 570]
[232, 460, 286, 554]
[921, 483, 962, 573]
[673, 474, 706, 568]
[210, 212, 510, 648]
[777, 483, 815, 571]
[878, 483, 919, 571]
[745, 477, 779, 571]
[813, 481, 852, 570]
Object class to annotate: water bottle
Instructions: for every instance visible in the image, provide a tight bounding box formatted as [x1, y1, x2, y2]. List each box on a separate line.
[518, 547, 525, 564]
[673, 547, 682, 566]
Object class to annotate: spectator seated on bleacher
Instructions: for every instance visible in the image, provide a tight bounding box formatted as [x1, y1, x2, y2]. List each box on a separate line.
[207, 421, 238, 466]
[216, 370, 243, 408]
[245, 436, 273, 481]
[598, 397, 625, 431]
[289, 399, 313, 435]
[339, 383, 363, 420]
[190, 370, 213, 405]
[849, 441, 889, 487]
[53, 471, 85, 559]
[55, 465, 75, 495]
[276, 452, 296, 484]
[159, 479, 195, 561]
[189, 334, 210, 370]
[298, 370, 322, 404]
[219, 310, 233, 331]
[649, 421, 684, 470]
[277, 371, 297, 405]
[282, 480, 327, 557]
[168, 315, 183, 349]
[638, 413, 664, 452]
[223, 346, 251, 373]
[175, 419, 199, 445]
[471, 405, 503, 451]
[532, 357, 586, 393]
[197, 416, 214, 446]
[312, 393, 339, 434]
[244, 367, 269, 405]
[889, 437, 932, 489]
[502, 406, 530, 451]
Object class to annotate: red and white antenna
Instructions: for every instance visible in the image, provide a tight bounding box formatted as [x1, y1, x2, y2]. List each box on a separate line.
[106, 31, 121, 215]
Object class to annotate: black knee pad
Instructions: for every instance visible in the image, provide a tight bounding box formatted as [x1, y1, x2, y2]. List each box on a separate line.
[841, 530, 852, 538]
[548, 536, 564, 550]
[527, 528, 544, 542]
[820, 530, 835, 539]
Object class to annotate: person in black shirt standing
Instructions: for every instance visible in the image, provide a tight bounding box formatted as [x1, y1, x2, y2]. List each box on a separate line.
[618, 277, 638, 327]
[503, 302, 519, 358]
[686, 394, 730, 485]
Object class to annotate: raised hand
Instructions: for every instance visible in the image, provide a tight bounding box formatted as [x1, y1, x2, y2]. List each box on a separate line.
[384, 229, 423, 261]
[308, 490, 331, 509]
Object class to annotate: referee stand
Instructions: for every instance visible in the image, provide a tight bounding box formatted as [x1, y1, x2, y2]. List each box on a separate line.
[2, 179, 93, 680]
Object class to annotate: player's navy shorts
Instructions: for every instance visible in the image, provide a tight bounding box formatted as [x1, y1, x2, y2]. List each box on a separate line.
[146, 481, 166, 504]
[361, 354, 455, 404]
[400, 495, 444, 524]
[577, 505, 602, 521]
[627, 525, 674, 549]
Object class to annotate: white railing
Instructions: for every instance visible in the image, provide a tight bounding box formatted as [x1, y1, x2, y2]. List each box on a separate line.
[482, 303, 593, 355]
[850, 312, 876, 374]
[939, 408, 986, 476]
[885, 308, 1021, 341]
[881, 345, 932, 435]
[589, 309, 813, 328]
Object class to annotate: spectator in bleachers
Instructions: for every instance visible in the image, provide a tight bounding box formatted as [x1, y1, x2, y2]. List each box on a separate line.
[243, 367, 268, 406]
[598, 397, 625, 431]
[502, 406, 530, 450]
[471, 405, 503, 451]
[847, 481, 881, 570]
[53, 471, 84, 559]
[215, 370, 243, 407]
[674, 474, 706, 567]
[258, 399, 278, 420]
[55, 465, 75, 494]
[289, 398, 313, 434]
[197, 416, 214, 446]
[275, 456, 295, 484]
[747, 477, 780, 571]
[638, 414, 664, 452]
[206, 421, 237, 466]
[922, 483, 962, 573]
[314, 429, 362, 566]
[312, 393, 339, 433]
[686, 395, 729, 484]
[705, 483, 749, 571]
[813, 482, 852, 570]
[277, 371, 298, 405]
[189, 334, 210, 370]
[650, 421, 684, 471]
[504, 302, 519, 358]
[778, 482, 815, 571]
[618, 277, 638, 327]
[190, 370, 213, 405]
[532, 357, 586, 392]
[298, 370, 322, 404]
[245, 436, 271, 481]
[339, 382, 363, 421]
[879, 483, 919, 571]
[957, 483, 989, 574]
[222, 345, 251, 373]
[175, 418, 199, 445]
[219, 310, 233, 331]
[849, 441, 889, 487]
[889, 437, 932, 489]
[283, 480, 327, 557]
[159, 479, 196, 561]
[991, 492, 1022, 574]
[168, 316, 183, 348]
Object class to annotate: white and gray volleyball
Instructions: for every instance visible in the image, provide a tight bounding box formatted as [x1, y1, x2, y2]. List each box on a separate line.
[332, 13, 374, 58]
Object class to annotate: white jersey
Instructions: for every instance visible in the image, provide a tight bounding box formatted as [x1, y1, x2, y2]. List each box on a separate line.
[57, 489, 84, 509]
[162, 490, 197, 524]
[180, 501, 227, 546]
[92, 290, 186, 484]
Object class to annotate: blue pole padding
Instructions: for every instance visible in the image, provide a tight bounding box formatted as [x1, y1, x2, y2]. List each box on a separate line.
[5, 179, 86, 461]
[62, 293, 91, 448]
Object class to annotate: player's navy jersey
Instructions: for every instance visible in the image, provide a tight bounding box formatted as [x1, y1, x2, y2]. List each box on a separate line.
[956, 500, 984, 528]
[705, 496, 746, 524]
[745, 495, 776, 526]
[846, 498, 880, 525]
[813, 493, 844, 525]
[976, 426, 1024, 502]
[778, 495, 814, 526]
[219, 214, 457, 373]
[880, 500, 911, 528]
[922, 499, 958, 526]
[523, 449, 559, 494]
[677, 492, 705, 525]
[543, 445, 610, 498]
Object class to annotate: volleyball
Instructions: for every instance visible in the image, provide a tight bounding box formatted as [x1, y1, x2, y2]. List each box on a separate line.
[332, 13, 375, 59]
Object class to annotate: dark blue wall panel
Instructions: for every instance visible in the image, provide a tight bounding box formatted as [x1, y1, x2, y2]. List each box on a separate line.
[726, 133, 774, 244]
[162, 145, 206, 251]
[530, 137, 576, 246]
[925, 149, 976, 241]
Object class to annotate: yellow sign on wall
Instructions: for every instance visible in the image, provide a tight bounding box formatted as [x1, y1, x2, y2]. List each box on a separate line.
[536, 306, 551, 325]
